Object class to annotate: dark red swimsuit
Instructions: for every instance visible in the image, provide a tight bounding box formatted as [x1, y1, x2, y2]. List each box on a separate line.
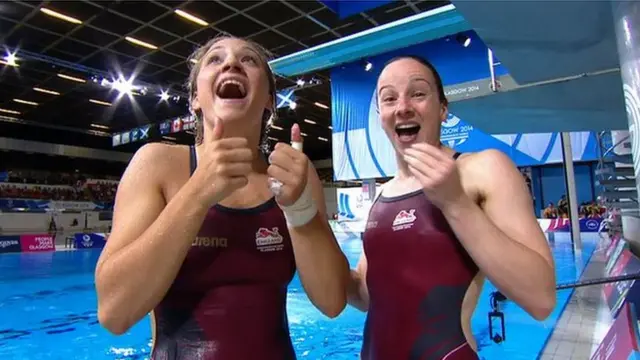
[151, 146, 297, 360]
[361, 153, 480, 360]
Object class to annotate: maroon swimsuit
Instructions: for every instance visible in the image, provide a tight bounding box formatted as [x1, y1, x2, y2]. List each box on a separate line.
[361, 154, 480, 360]
[151, 146, 297, 360]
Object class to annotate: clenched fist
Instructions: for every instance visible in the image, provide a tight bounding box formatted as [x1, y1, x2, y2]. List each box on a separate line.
[191, 117, 253, 208]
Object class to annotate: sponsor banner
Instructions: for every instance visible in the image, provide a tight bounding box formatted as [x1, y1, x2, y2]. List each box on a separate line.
[0, 235, 22, 253]
[74, 233, 107, 249]
[603, 249, 640, 316]
[0, 199, 112, 211]
[537, 218, 603, 233]
[20, 234, 55, 252]
[591, 302, 640, 360]
[48, 201, 100, 211]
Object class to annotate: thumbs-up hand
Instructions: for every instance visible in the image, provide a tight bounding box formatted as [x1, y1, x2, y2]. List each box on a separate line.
[267, 123, 310, 207]
[191, 117, 254, 208]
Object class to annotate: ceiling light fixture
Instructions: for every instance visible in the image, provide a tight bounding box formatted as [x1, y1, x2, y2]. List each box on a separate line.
[90, 124, 109, 130]
[301, 132, 308, 137]
[1, 53, 18, 67]
[267, 136, 278, 141]
[328, 125, 333, 130]
[174, 9, 208, 26]
[40, 7, 83, 24]
[33, 87, 61, 95]
[270, 125, 284, 131]
[57, 73, 86, 83]
[89, 99, 112, 106]
[314, 102, 329, 109]
[456, 33, 471, 48]
[159, 90, 170, 102]
[318, 136, 329, 142]
[111, 76, 135, 96]
[13, 99, 38, 106]
[303, 119, 316, 125]
[125, 36, 158, 50]
[0, 60, 17, 67]
[0, 108, 20, 115]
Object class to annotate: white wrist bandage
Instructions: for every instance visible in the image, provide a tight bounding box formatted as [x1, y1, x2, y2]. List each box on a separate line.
[281, 179, 317, 228]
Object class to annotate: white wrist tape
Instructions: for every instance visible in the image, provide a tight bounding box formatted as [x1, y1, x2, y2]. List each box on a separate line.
[281, 179, 317, 228]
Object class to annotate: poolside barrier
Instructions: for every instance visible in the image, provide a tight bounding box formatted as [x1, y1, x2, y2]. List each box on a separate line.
[0, 234, 54, 253]
[588, 235, 640, 359]
[73, 233, 107, 249]
[328, 218, 604, 235]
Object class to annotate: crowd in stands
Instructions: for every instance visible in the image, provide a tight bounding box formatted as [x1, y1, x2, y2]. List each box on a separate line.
[542, 195, 606, 219]
[0, 169, 118, 203]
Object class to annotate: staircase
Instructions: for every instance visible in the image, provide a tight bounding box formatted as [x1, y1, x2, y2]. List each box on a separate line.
[595, 132, 638, 234]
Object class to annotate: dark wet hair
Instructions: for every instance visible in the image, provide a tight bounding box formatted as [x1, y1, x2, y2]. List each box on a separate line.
[381, 55, 448, 106]
[186, 34, 277, 153]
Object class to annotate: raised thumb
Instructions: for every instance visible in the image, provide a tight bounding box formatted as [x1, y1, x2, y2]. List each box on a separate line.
[291, 123, 303, 151]
[211, 117, 224, 141]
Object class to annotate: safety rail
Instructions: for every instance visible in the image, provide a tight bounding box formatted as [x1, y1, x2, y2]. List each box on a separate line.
[595, 131, 637, 237]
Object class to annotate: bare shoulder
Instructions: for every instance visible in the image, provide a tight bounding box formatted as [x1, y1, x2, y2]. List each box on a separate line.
[124, 143, 190, 187]
[457, 149, 521, 195]
[458, 149, 516, 178]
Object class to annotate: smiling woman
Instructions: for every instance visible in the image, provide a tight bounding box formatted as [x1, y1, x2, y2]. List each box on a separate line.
[346, 55, 556, 360]
[93, 35, 350, 360]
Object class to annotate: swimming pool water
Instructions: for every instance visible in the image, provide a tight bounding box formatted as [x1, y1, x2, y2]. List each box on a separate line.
[0, 232, 599, 359]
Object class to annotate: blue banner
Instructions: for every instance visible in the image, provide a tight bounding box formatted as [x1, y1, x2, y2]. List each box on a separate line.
[74, 233, 107, 249]
[330, 32, 602, 181]
[0, 235, 22, 253]
[0, 172, 8, 182]
[319, 0, 394, 19]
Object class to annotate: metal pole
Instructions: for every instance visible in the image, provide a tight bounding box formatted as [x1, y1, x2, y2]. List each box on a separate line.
[560, 132, 582, 250]
[488, 48, 498, 92]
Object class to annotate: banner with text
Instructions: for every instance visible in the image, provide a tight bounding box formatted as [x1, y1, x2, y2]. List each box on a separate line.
[590, 302, 640, 360]
[538, 218, 604, 233]
[0, 235, 22, 254]
[603, 248, 640, 318]
[0, 199, 111, 211]
[19, 234, 55, 252]
[74, 233, 107, 249]
[330, 32, 602, 181]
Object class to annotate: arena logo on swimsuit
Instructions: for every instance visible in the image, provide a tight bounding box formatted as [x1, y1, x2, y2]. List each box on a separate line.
[192, 236, 228, 248]
[392, 209, 417, 231]
[255, 227, 284, 252]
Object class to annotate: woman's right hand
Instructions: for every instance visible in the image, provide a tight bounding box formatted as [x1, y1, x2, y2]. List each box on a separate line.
[190, 117, 253, 207]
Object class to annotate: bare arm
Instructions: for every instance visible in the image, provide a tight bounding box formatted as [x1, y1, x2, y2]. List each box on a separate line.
[289, 164, 350, 318]
[347, 251, 369, 311]
[443, 150, 556, 320]
[95, 144, 210, 334]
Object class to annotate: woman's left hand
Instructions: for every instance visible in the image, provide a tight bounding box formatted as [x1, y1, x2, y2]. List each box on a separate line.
[403, 143, 468, 211]
[268, 124, 309, 206]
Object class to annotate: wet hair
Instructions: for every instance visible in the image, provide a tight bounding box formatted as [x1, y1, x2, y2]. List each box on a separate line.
[380, 55, 448, 106]
[186, 34, 277, 153]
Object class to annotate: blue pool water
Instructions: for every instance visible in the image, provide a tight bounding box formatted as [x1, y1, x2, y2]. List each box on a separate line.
[0, 232, 599, 359]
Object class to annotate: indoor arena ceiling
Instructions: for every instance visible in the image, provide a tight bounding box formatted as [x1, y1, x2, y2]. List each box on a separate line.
[0, 0, 446, 160]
